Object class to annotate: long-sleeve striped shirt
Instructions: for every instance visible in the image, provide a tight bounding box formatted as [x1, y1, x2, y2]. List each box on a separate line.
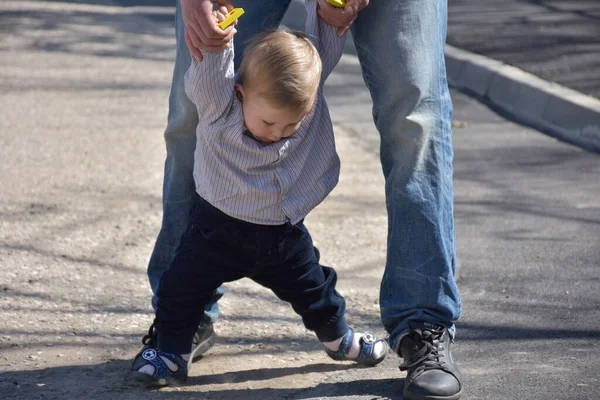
[184, 0, 345, 225]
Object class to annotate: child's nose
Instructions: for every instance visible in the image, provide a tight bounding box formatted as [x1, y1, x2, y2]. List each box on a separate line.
[270, 130, 284, 141]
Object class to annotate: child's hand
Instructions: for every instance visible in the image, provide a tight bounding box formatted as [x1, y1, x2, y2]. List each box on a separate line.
[316, 0, 369, 37]
[181, 0, 237, 62]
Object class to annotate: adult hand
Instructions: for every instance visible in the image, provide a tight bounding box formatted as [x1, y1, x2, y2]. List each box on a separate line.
[316, 0, 369, 37]
[181, 0, 237, 61]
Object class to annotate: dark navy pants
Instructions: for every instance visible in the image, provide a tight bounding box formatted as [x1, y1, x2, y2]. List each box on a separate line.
[155, 194, 348, 354]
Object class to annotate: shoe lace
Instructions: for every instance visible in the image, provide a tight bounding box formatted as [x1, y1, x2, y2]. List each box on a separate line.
[399, 328, 447, 373]
[141, 323, 156, 346]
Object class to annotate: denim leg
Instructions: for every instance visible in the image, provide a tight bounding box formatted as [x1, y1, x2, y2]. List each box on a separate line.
[147, 1, 208, 317]
[147, 1, 292, 322]
[351, 0, 461, 351]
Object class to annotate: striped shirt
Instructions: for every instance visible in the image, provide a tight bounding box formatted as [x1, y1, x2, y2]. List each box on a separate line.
[184, 0, 345, 225]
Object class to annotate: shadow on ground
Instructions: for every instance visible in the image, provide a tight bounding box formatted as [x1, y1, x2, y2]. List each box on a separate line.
[1, 0, 361, 63]
[0, 360, 399, 400]
[0, 1, 175, 62]
[3, 317, 600, 399]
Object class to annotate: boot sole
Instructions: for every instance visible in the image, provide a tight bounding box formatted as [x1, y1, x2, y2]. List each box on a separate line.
[403, 389, 462, 400]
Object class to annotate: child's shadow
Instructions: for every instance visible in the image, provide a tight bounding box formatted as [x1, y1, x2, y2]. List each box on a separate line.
[187, 362, 354, 385]
[188, 363, 403, 399]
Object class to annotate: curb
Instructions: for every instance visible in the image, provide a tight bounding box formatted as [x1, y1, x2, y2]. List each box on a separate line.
[445, 44, 600, 154]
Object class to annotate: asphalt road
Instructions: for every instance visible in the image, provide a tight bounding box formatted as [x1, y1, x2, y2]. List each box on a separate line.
[447, 0, 600, 99]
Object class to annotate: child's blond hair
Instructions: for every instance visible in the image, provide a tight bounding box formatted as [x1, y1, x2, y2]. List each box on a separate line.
[238, 30, 322, 111]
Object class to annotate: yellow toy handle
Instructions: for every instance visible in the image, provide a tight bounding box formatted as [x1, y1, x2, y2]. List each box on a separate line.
[327, 0, 346, 7]
[218, 8, 245, 29]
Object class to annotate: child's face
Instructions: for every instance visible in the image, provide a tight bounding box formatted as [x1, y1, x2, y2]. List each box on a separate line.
[236, 84, 313, 144]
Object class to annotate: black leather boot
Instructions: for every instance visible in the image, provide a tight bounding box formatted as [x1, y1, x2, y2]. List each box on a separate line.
[399, 321, 463, 400]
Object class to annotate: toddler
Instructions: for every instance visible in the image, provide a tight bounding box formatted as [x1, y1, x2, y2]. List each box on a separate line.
[133, 1, 388, 386]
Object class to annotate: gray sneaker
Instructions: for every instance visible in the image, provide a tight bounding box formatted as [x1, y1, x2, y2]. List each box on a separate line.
[191, 324, 216, 362]
[132, 323, 216, 371]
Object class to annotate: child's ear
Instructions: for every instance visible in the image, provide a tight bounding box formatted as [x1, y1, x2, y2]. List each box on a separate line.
[234, 83, 245, 101]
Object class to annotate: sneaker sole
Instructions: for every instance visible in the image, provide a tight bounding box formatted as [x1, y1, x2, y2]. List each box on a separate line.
[133, 371, 187, 387]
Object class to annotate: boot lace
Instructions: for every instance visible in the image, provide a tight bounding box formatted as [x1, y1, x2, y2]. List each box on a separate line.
[399, 327, 447, 374]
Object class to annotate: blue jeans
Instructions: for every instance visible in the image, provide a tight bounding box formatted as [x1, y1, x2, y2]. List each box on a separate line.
[148, 0, 461, 350]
